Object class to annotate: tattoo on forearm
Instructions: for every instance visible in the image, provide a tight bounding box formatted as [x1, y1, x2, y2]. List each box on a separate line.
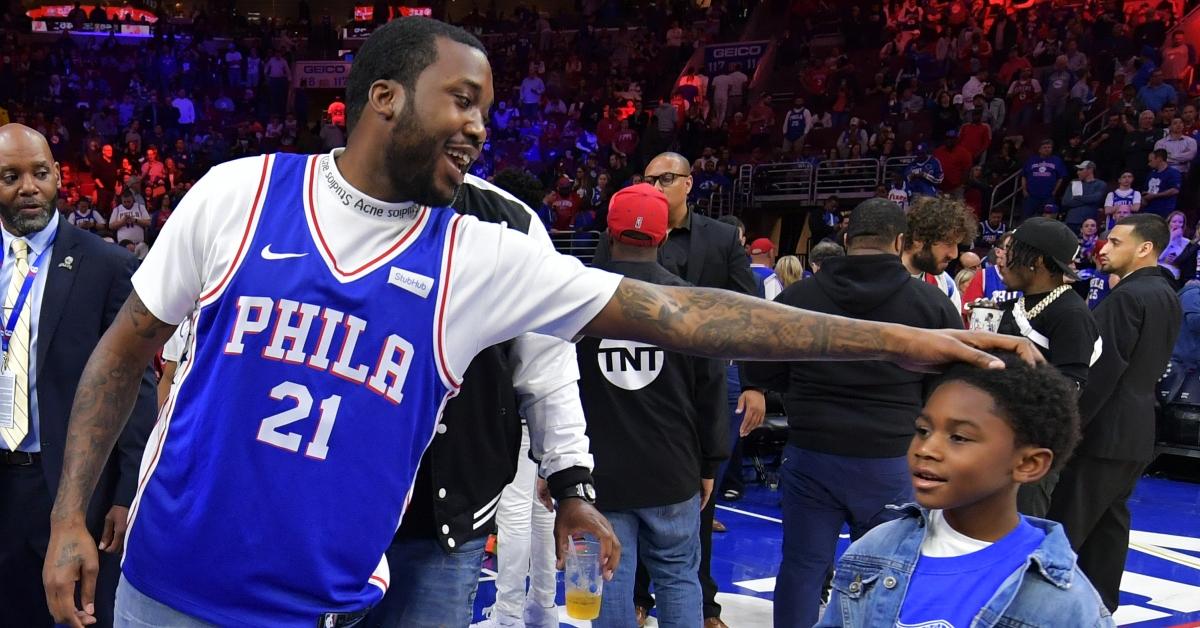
[611, 281, 890, 361]
[51, 292, 174, 522]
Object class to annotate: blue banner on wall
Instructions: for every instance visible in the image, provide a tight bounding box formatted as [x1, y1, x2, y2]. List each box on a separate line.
[703, 40, 769, 75]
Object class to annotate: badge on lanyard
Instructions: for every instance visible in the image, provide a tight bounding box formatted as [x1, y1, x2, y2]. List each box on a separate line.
[0, 232, 58, 430]
[0, 370, 14, 430]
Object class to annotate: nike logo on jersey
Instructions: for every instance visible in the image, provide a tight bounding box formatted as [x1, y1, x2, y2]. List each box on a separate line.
[387, 268, 434, 299]
[260, 244, 308, 260]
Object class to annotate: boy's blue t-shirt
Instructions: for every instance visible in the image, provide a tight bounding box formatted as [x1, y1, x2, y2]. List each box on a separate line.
[898, 516, 1045, 628]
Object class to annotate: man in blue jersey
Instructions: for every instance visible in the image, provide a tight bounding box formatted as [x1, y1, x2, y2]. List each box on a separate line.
[1143, 149, 1182, 217]
[904, 143, 944, 198]
[1021, 140, 1067, 219]
[43, 18, 1042, 628]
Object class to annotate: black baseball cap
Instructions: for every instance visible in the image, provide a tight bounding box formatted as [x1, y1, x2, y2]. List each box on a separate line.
[1011, 217, 1081, 280]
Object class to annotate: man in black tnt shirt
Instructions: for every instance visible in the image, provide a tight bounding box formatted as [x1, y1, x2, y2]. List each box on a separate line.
[995, 217, 1101, 517]
[579, 183, 727, 628]
[744, 198, 964, 628]
[1048, 214, 1182, 613]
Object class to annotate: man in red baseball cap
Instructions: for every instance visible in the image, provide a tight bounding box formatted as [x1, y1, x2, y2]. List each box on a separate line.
[580, 182, 727, 628]
[747, 237, 783, 300]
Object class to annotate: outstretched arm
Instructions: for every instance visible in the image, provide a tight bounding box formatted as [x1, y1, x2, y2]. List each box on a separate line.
[582, 279, 1040, 371]
[44, 290, 176, 628]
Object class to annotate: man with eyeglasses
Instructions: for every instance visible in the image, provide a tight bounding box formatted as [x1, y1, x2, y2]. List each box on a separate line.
[594, 153, 757, 628]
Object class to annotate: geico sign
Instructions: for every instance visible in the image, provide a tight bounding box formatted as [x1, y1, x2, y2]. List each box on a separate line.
[712, 45, 764, 58]
[302, 65, 347, 74]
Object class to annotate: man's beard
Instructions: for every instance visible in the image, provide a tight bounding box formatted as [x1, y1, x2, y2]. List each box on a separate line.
[383, 109, 459, 207]
[910, 244, 945, 275]
[0, 195, 56, 237]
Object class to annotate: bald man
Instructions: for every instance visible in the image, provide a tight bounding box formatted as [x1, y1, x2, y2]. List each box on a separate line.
[0, 124, 156, 627]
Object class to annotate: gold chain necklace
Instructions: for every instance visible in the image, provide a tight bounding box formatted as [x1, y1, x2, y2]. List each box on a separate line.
[1016, 284, 1072, 320]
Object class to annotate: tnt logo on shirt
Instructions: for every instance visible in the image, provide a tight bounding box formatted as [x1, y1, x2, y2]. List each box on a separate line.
[597, 339, 664, 390]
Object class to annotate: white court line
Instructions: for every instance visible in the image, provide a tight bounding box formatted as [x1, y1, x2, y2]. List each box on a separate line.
[716, 504, 782, 523]
[715, 504, 849, 537]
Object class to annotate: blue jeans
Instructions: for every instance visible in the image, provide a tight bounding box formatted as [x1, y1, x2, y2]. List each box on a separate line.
[364, 535, 487, 627]
[115, 574, 218, 627]
[595, 494, 702, 628]
[774, 446, 912, 628]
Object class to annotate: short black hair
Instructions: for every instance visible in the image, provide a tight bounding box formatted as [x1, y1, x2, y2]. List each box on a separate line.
[846, 198, 907, 249]
[345, 17, 486, 132]
[936, 353, 1080, 471]
[717, 215, 745, 232]
[1152, 148, 1169, 161]
[1117, 213, 1169, 253]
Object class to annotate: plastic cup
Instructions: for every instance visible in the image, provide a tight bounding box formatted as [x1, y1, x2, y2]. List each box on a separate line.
[564, 535, 603, 620]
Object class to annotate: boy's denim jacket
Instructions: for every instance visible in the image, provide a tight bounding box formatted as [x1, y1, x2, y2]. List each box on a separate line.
[815, 504, 1115, 628]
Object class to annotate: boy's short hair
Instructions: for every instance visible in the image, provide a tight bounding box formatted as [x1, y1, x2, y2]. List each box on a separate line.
[936, 353, 1080, 471]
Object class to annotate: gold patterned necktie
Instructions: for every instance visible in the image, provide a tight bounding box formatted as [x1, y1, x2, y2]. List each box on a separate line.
[0, 239, 31, 451]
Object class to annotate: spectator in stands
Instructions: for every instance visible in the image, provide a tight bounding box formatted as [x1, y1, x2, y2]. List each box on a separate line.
[1161, 31, 1196, 88]
[520, 68, 545, 119]
[1021, 140, 1067, 219]
[748, 238, 784, 300]
[747, 198, 962, 628]
[224, 43, 244, 87]
[934, 131, 974, 196]
[1138, 71, 1177, 114]
[725, 63, 749, 118]
[985, 139, 1020, 183]
[1143, 148, 1182, 217]
[905, 143, 944, 198]
[67, 196, 106, 235]
[959, 108, 992, 163]
[837, 119, 869, 160]
[1155, 117, 1197, 175]
[931, 92, 961, 141]
[977, 206, 1008, 251]
[1159, 211, 1191, 279]
[1042, 56, 1075, 125]
[1124, 110, 1162, 185]
[981, 83, 1006, 132]
[1008, 67, 1042, 130]
[171, 89, 195, 135]
[782, 97, 814, 154]
[1062, 161, 1107, 234]
[110, 188, 150, 248]
[887, 171, 912, 212]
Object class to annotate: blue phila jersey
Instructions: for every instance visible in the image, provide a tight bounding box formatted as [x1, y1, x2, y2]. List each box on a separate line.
[123, 153, 461, 626]
[978, 220, 1006, 248]
[1077, 268, 1111, 309]
[983, 265, 1021, 303]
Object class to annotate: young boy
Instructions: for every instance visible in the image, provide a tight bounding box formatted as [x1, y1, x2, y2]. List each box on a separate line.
[818, 354, 1114, 627]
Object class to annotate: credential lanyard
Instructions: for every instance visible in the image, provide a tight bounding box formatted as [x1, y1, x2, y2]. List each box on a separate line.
[1, 231, 57, 356]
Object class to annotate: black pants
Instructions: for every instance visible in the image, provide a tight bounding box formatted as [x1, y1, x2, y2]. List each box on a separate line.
[0, 461, 120, 628]
[634, 496, 721, 619]
[1046, 454, 1146, 612]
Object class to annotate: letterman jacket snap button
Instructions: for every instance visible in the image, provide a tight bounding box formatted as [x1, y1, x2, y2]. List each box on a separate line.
[883, 576, 897, 589]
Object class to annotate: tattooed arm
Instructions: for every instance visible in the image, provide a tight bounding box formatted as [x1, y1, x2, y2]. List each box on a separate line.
[44, 290, 176, 628]
[582, 279, 1042, 371]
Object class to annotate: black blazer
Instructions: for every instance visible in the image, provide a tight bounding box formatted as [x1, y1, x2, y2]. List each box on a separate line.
[1078, 266, 1182, 462]
[35, 218, 157, 530]
[593, 209, 757, 294]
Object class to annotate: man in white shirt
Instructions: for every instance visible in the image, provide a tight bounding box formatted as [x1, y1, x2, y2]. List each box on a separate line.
[519, 69, 545, 119]
[43, 19, 1035, 628]
[170, 89, 196, 134]
[264, 49, 291, 115]
[224, 44, 243, 87]
[961, 69, 988, 110]
[711, 71, 733, 125]
[1155, 117, 1197, 174]
[726, 63, 749, 117]
[109, 189, 150, 245]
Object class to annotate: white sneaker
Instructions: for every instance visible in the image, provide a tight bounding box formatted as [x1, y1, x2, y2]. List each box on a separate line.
[470, 606, 524, 628]
[522, 600, 559, 628]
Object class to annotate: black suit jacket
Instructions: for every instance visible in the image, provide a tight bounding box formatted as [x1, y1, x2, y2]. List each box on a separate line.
[35, 217, 157, 529]
[593, 209, 756, 294]
[1078, 266, 1181, 461]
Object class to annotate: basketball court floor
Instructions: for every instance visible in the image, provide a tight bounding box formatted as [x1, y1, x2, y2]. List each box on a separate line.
[471, 466, 1200, 627]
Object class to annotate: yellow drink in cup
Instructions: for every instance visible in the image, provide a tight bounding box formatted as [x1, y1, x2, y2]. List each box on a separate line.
[565, 589, 602, 620]
[564, 536, 604, 620]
